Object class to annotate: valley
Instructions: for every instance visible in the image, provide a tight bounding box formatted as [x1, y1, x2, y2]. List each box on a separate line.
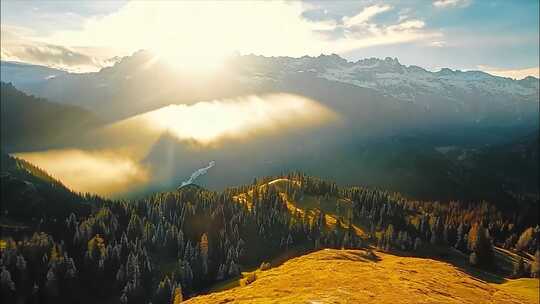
[1, 3, 539, 301]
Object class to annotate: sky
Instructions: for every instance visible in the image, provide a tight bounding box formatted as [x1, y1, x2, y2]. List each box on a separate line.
[1, 0, 538, 78]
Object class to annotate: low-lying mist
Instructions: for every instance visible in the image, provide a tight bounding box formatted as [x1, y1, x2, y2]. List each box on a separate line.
[14, 93, 339, 197]
[105, 93, 338, 145]
[14, 149, 149, 197]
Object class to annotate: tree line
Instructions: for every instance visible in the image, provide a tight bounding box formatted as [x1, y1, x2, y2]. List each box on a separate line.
[1, 172, 539, 303]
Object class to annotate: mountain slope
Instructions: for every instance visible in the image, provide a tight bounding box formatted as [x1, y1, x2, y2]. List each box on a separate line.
[185, 249, 538, 304]
[0, 153, 92, 221]
[1, 167, 538, 303]
[0, 82, 101, 152]
[457, 131, 539, 202]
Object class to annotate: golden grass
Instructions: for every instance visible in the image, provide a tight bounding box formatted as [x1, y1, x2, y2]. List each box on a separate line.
[185, 249, 538, 304]
[495, 278, 539, 304]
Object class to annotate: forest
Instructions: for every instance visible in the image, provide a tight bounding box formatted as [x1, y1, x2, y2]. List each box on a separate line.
[1, 155, 539, 303]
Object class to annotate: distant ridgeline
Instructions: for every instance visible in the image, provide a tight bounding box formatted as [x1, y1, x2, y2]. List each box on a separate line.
[1, 162, 539, 303]
[0, 82, 101, 152]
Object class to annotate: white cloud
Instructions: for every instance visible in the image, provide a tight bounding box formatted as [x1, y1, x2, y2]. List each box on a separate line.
[1, 25, 115, 72]
[478, 65, 539, 79]
[389, 20, 425, 30]
[6, 1, 436, 67]
[433, 0, 472, 8]
[428, 41, 447, 47]
[1, 43, 99, 72]
[398, 8, 412, 22]
[343, 5, 392, 27]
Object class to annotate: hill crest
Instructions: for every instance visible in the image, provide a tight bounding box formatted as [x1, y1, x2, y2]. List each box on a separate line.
[185, 248, 539, 304]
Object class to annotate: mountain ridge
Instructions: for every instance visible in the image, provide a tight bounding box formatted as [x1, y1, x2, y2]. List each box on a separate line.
[2, 52, 537, 126]
[2, 51, 537, 104]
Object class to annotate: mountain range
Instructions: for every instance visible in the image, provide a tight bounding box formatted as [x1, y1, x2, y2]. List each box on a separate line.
[2, 52, 538, 125]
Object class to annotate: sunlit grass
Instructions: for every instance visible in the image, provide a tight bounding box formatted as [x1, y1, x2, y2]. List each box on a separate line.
[186, 249, 537, 304]
[496, 279, 540, 304]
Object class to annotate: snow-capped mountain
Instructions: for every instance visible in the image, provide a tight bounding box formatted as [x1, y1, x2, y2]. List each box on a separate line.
[230, 54, 538, 102]
[1, 52, 538, 127]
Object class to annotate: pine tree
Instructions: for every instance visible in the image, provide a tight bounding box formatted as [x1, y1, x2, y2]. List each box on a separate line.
[200, 233, 209, 276]
[513, 257, 525, 277]
[172, 286, 183, 303]
[454, 223, 466, 251]
[414, 237, 422, 251]
[531, 249, 540, 278]
[154, 276, 173, 304]
[468, 225, 493, 268]
[45, 267, 59, 298]
[286, 233, 293, 250]
[228, 262, 239, 277]
[120, 292, 128, 304]
[216, 264, 226, 280]
[0, 266, 15, 293]
[467, 224, 479, 252]
[469, 252, 478, 266]
[516, 227, 534, 253]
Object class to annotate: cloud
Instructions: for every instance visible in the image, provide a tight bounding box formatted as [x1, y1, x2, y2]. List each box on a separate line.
[428, 41, 447, 47]
[2, 44, 99, 72]
[433, 0, 472, 8]
[343, 5, 392, 27]
[398, 8, 412, 22]
[1, 25, 112, 72]
[389, 20, 425, 30]
[22, 1, 437, 64]
[478, 65, 539, 79]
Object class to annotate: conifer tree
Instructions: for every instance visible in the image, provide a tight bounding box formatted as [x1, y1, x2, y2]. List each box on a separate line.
[513, 257, 525, 277]
[531, 249, 540, 278]
[172, 286, 183, 304]
[200, 233, 209, 276]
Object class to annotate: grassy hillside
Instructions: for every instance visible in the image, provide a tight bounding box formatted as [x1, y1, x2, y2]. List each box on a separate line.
[186, 249, 539, 304]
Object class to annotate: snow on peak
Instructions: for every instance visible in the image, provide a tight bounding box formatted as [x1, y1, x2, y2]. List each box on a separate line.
[302, 55, 538, 100]
[229, 53, 538, 101]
